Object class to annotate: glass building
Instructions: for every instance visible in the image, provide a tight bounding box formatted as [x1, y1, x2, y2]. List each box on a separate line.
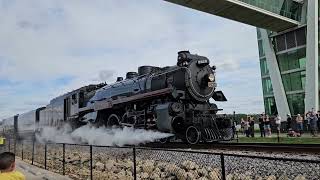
[256, 0, 318, 117]
[257, 25, 307, 115]
[167, 0, 318, 119]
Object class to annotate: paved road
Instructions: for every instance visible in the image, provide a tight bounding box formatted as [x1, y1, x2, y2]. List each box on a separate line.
[15, 158, 71, 180]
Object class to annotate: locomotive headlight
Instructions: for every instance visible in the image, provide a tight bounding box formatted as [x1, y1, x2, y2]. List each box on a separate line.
[208, 73, 215, 82]
[203, 73, 215, 88]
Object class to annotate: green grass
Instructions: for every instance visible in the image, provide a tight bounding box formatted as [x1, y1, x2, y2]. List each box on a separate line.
[234, 133, 320, 144]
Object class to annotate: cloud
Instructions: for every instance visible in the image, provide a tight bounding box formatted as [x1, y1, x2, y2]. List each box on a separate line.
[98, 70, 115, 82]
[0, 0, 262, 118]
[215, 58, 240, 71]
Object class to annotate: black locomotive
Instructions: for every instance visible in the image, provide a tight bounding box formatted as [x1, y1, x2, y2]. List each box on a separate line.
[1, 51, 233, 144]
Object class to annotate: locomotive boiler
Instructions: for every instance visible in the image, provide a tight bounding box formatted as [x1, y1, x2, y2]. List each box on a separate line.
[1, 51, 233, 145]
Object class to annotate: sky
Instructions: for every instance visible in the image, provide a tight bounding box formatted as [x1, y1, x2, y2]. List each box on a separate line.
[0, 0, 263, 120]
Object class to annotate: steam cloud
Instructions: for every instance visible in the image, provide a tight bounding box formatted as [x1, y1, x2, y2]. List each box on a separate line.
[36, 124, 173, 146]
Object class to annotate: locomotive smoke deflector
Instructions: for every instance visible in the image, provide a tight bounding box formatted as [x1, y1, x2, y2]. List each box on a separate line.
[212, 91, 227, 101]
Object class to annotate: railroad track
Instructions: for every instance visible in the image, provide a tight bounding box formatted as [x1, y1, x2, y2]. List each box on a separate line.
[142, 142, 320, 154]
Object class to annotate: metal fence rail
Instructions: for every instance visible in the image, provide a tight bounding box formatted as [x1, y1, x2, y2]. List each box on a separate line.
[1, 136, 320, 180]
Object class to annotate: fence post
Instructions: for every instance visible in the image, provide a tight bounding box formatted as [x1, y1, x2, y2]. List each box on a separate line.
[133, 146, 137, 180]
[44, 144, 47, 170]
[14, 136, 16, 154]
[21, 141, 24, 160]
[277, 130, 280, 143]
[220, 154, 226, 180]
[32, 135, 35, 165]
[8, 137, 10, 152]
[90, 145, 93, 180]
[236, 131, 239, 143]
[62, 143, 65, 175]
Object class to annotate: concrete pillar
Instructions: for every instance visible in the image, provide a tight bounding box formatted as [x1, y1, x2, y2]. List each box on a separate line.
[305, 0, 319, 112]
[261, 29, 291, 120]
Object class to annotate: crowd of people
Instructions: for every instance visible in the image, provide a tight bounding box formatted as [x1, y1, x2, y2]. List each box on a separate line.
[240, 114, 272, 137]
[240, 109, 320, 138]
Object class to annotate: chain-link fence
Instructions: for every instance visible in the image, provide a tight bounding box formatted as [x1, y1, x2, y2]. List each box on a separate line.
[64, 144, 91, 179]
[21, 140, 33, 164]
[46, 143, 64, 174]
[33, 141, 46, 168]
[1, 136, 320, 180]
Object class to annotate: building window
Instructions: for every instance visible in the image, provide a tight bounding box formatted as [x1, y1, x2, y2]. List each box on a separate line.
[278, 53, 290, 72]
[276, 34, 286, 52]
[290, 72, 303, 91]
[262, 77, 273, 95]
[298, 48, 306, 69]
[260, 58, 269, 75]
[282, 74, 292, 91]
[257, 29, 261, 39]
[287, 50, 299, 70]
[282, 71, 305, 92]
[287, 93, 305, 115]
[258, 39, 265, 57]
[264, 97, 277, 115]
[277, 47, 306, 72]
[275, 26, 306, 52]
[296, 27, 306, 46]
[285, 31, 296, 49]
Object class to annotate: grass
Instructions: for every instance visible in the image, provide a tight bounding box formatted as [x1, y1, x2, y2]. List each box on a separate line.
[233, 132, 320, 144]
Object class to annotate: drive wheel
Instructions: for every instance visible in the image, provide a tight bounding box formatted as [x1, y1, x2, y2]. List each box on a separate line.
[107, 114, 120, 127]
[185, 126, 200, 144]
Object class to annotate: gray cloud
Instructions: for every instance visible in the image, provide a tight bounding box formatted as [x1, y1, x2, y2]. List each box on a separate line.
[0, 0, 262, 117]
[23, 100, 48, 106]
[98, 70, 115, 82]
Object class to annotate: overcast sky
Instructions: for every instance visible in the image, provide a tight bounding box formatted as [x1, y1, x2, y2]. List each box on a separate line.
[0, 0, 263, 120]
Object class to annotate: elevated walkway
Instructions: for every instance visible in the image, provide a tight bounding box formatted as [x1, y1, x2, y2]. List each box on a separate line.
[165, 0, 301, 32]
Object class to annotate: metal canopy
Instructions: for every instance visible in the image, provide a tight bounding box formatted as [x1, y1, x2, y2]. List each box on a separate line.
[165, 0, 300, 32]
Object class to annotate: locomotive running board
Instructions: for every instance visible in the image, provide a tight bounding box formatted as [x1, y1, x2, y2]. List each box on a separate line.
[93, 88, 173, 111]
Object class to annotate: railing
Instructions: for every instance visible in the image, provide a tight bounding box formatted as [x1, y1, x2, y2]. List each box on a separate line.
[1, 136, 320, 180]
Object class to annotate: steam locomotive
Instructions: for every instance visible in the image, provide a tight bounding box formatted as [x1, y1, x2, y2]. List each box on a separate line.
[1, 51, 233, 144]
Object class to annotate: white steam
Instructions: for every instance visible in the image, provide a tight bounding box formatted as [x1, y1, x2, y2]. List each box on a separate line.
[36, 124, 173, 146]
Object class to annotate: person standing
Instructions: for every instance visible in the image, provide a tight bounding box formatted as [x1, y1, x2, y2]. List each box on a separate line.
[258, 114, 265, 137]
[244, 117, 250, 137]
[264, 115, 271, 137]
[295, 114, 304, 135]
[286, 114, 292, 132]
[240, 118, 245, 134]
[309, 111, 318, 137]
[249, 116, 255, 137]
[275, 114, 281, 133]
